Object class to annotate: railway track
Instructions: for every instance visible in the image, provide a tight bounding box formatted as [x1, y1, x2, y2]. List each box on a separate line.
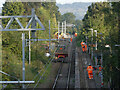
[52, 38, 75, 89]
[52, 58, 71, 89]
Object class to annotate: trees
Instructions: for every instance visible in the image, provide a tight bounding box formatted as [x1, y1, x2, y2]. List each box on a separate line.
[80, 2, 120, 88]
[60, 12, 76, 23]
[111, 2, 120, 88]
[2, 2, 60, 87]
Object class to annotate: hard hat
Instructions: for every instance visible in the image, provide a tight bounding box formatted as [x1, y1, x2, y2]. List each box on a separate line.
[89, 63, 91, 66]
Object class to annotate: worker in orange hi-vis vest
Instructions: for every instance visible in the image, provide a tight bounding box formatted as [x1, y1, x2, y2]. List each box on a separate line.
[87, 64, 94, 79]
[98, 65, 103, 74]
[81, 41, 84, 46]
[82, 44, 85, 52]
[85, 44, 87, 52]
[70, 38, 72, 42]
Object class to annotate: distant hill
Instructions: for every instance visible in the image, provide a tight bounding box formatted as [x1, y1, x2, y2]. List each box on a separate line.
[56, 2, 92, 20]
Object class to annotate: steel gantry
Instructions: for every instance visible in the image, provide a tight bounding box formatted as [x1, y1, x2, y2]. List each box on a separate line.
[0, 8, 66, 89]
[0, 8, 45, 88]
[0, 9, 45, 31]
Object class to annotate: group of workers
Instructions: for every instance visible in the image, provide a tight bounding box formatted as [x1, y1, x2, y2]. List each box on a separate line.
[80, 41, 103, 80]
[81, 41, 87, 53]
[54, 32, 64, 39]
[87, 64, 103, 79]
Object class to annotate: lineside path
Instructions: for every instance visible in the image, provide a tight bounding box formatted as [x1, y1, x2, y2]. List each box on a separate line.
[75, 47, 80, 88]
[76, 47, 101, 88]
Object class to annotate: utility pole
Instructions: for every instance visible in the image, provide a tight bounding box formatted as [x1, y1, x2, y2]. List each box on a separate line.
[91, 29, 93, 60]
[22, 33, 25, 88]
[94, 30, 97, 50]
[100, 34, 103, 88]
[49, 20, 51, 55]
[62, 22, 63, 33]
[58, 21, 60, 43]
[89, 28, 93, 60]
[64, 21, 66, 34]
[29, 31, 31, 65]
[94, 30, 97, 67]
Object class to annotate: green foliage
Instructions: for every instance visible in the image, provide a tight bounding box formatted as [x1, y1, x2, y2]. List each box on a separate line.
[60, 12, 76, 23]
[2, 2, 60, 88]
[80, 2, 120, 88]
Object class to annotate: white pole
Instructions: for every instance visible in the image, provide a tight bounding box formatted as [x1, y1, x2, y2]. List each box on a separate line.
[94, 30, 97, 67]
[94, 30, 97, 50]
[49, 20, 51, 55]
[65, 21, 66, 34]
[58, 21, 60, 42]
[62, 22, 63, 33]
[22, 33, 25, 88]
[91, 29, 93, 60]
[29, 31, 31, 65]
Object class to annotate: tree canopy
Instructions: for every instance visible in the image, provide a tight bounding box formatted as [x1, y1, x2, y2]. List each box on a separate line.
[60, 12, 76, 23]
[76, 2, 120, 88]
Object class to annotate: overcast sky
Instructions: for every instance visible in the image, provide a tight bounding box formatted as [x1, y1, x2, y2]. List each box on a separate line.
[56, 0, 107, 4]
[0, 0, 107, 7]
[0, 0, 5, 7]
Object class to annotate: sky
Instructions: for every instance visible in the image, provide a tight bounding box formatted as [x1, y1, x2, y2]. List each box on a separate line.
[0, 0, 5, 7]
[56, 0, 107, 4]
[0, 0, 107, 7]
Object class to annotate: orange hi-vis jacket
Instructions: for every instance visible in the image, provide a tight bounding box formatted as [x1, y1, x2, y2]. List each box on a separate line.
[70, 38, 72, 42]
[99, 66, 103, 71]
[87, 66, 93, 74]
[82, 45, 85, 52]
[81, 41, 84, 46]
[85, 44, 87, 51]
